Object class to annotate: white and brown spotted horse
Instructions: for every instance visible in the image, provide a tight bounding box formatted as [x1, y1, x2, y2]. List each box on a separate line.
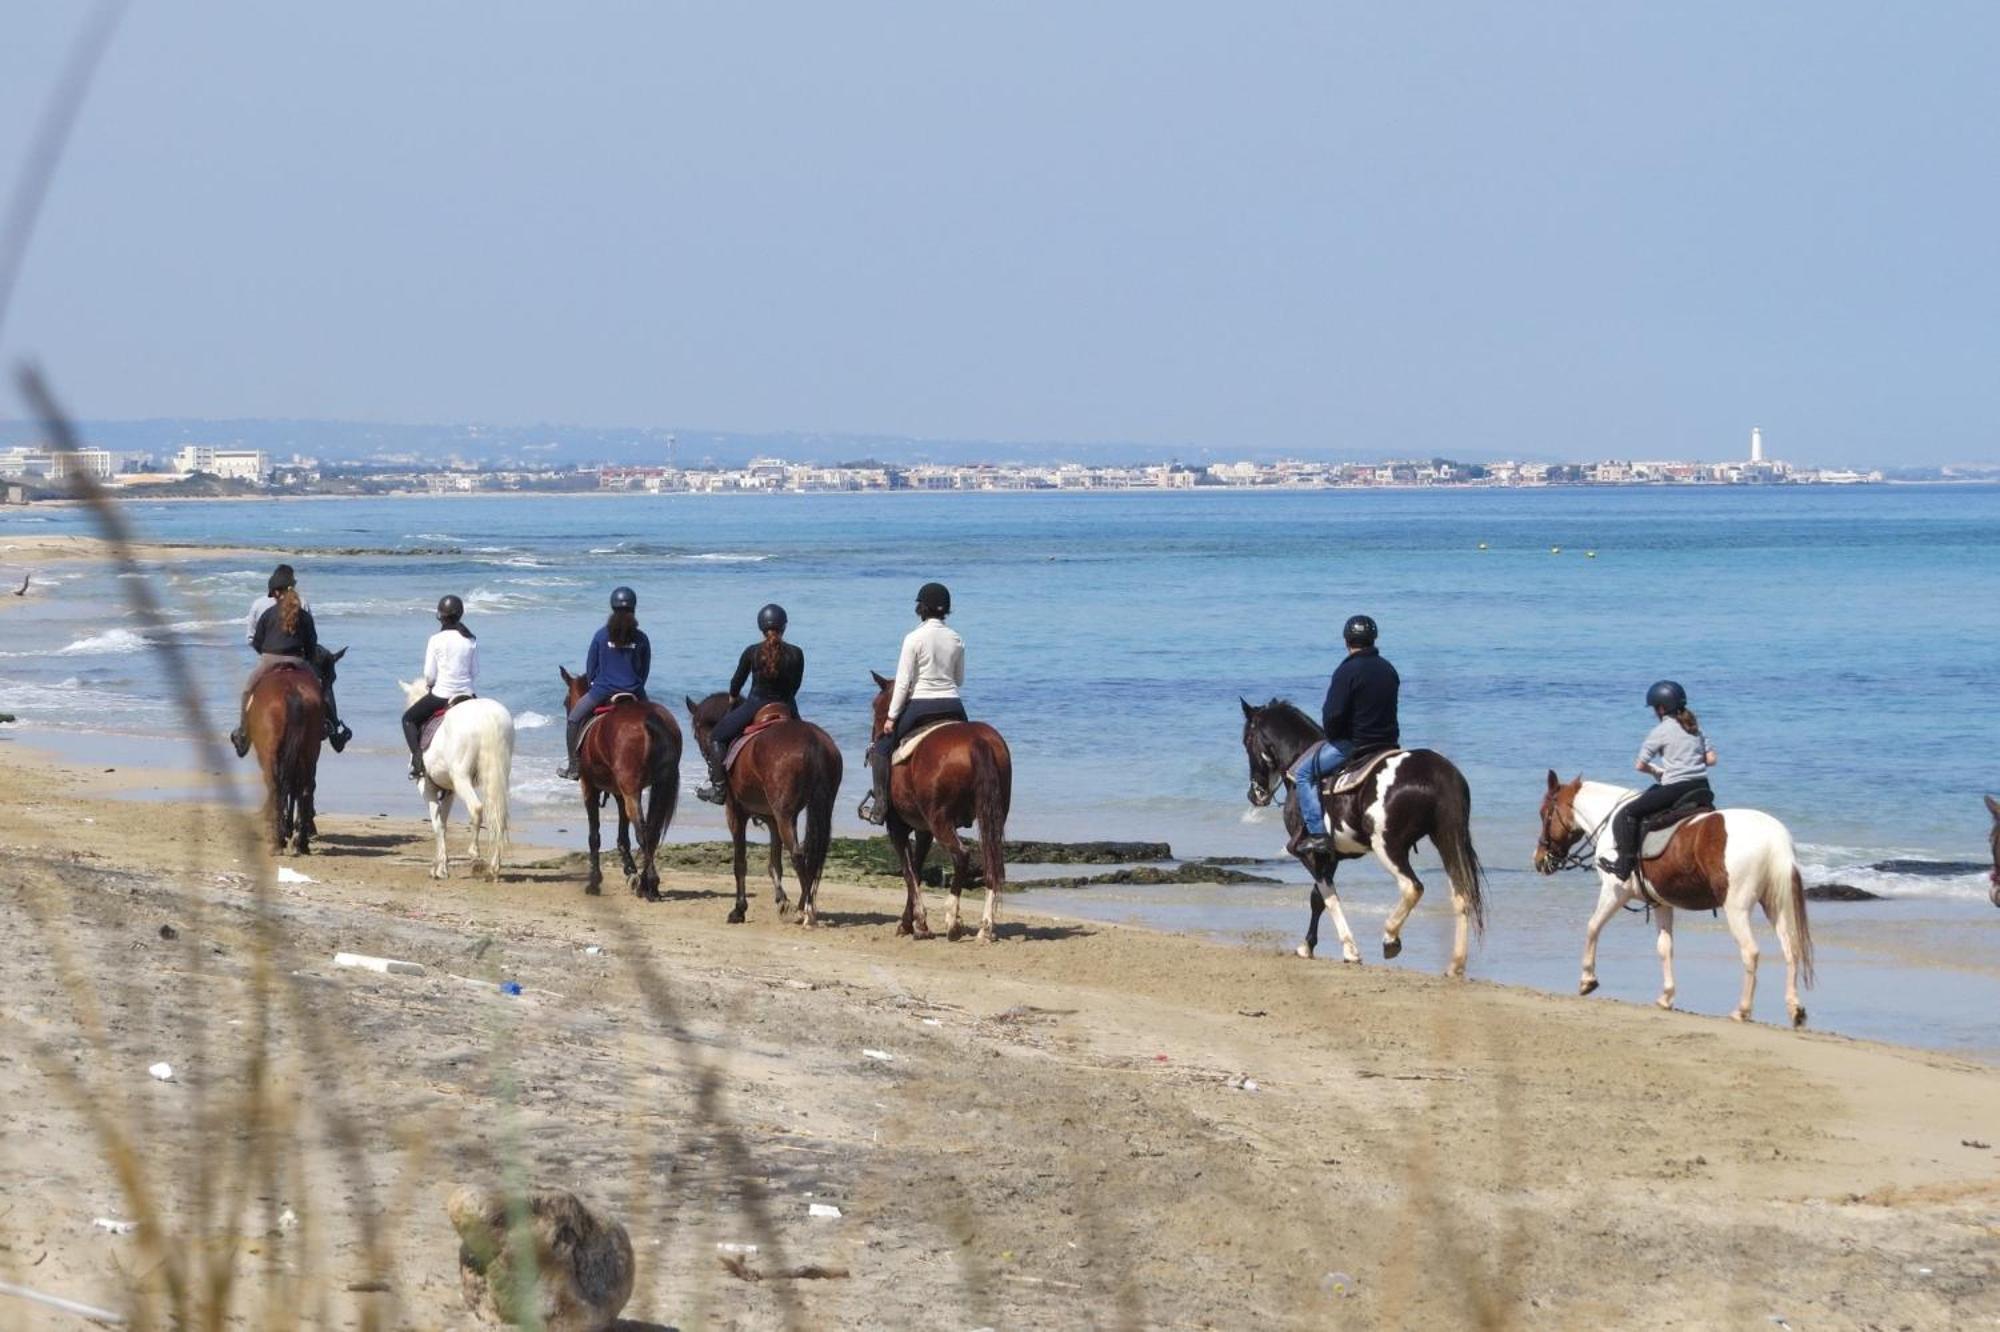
[1239, 699, 1486, 975]
[1534, 772, 1815, 1027]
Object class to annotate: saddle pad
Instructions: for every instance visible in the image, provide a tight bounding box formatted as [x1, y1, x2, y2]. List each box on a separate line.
[1328, 748, 1401, 796]
[1640, 809, 1718, 861]
[892, 718, 962, 765]
[723, 714, 790, 770]
[418, 695, 476, 753]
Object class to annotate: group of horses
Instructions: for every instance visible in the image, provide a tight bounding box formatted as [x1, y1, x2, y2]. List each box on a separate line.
[240, 657, 1014, 943]
[241, 658, 1993, 1028]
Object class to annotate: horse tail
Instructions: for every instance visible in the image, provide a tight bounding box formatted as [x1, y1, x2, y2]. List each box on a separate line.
[1431, 758, 1486, 933]
[1765, 828, 1815, 989]
[482, 712, 515, 867]
[640, 709, 680, 848]
[971, 734, 1011, 893]
[275, 686, 311, 818]
[799, 728, 840, 891]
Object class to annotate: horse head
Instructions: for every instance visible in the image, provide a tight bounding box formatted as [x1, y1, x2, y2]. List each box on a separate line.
[1986, 794, 2000, 907]
[868, 670, 894, 742]
[1239, 697, 1318, 807]
[559, 665, 589, 710]
[396, 677, 428, 708]
[1533, 770, 1586, 874]
[320, 646, 346, 690]
[685, 692, 729, 749]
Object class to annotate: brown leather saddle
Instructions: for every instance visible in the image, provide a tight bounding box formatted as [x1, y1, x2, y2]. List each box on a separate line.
[723, 703, 795, 769]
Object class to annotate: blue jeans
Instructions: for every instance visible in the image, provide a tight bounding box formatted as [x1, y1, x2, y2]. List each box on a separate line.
[568, 685, 646, 726]
[1292, 740, 1350, 836]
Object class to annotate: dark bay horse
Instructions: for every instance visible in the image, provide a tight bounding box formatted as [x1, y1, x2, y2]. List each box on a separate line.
[559, 668, 681, 899]
[247, 652, 342, 854]
[867, 671, 1012, 941]
[1239, 698, 1486, 975]
[686, 692, 843, 926]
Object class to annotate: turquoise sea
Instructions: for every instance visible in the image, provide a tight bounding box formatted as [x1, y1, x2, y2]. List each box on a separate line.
[3, 487, 1996, 1054]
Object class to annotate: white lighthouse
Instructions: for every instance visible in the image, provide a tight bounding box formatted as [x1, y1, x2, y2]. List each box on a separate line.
[1750, 427, 1764, 463]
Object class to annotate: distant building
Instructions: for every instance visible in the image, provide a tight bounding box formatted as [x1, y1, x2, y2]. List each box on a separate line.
[172, 446, 271, 482]
[0, 446, 121, 480]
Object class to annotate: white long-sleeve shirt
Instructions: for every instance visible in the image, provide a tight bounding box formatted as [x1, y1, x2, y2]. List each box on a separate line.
[423, 629, 479, 698]
[887, 619, 964, 722]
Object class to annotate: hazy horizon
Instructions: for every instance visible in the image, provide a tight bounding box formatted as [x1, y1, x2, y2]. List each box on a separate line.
[4, 4, 1997, 466]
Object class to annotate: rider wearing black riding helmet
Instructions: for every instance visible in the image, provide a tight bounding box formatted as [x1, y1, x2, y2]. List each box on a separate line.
[695, 603, 806, 804]
[1600, 680, 1718, 882]
[858, 581, 966, 824]
[557, 586, 652, 780]
[1291, 613, 1400, 855]
[401, 594, 478, 780]
[230, 563, 351, 756]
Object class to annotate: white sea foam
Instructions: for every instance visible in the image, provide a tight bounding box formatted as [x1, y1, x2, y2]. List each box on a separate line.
[1794, 842, 1993, 904]
[59, 628, 150, 655]
[513, 710, 553, 730]
[684, 552, 770, 563]
[408, 532, 462, 543]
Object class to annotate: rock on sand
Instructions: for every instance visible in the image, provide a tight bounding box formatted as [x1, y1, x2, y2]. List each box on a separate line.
[446, 1185, 634, 1332]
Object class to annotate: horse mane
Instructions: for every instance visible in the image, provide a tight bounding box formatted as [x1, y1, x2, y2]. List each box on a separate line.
[1259, 698, 1324, 744]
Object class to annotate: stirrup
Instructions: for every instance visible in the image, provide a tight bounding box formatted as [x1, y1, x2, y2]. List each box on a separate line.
[556, 760, 580, 780]
[695, 781, 726, 806]
[856, 793, 887, 826]
[327, 722, 352, 754]
[229, 729, 249, 759]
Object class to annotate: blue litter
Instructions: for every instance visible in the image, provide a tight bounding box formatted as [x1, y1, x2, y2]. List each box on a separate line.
[499, 980, 523, 996]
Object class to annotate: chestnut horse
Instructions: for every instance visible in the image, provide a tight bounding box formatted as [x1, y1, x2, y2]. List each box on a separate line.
[866, 671, 1011, 941]
[1985, 794, 2000, 908]
[246, 653, 342, 855]
[559, 667, 682, 899]
[1534, 772, 1814, 1027]
[686, 693, 843, 926]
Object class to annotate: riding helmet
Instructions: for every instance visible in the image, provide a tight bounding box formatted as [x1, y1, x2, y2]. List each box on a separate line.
[1646, 679, 1687, 713]
[916, 581, 952, 616]
[436, 594, 464, 622]
[609, 586, 638, 612]
[1342, 614, 1378, 647]
[267, 564, 297, 594]
[757, 603, 788, 633]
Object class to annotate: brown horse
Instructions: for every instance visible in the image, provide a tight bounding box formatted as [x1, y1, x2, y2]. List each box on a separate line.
[559, 668, 682, 899]
[245, 653, 342, 854]
[1986, 794, 2000, 908]
[686, 693, 844, 926]
[866, 671, 1012, 941]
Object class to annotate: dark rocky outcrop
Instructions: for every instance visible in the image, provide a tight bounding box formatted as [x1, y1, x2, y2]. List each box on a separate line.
[1804, 882, 1883, 901]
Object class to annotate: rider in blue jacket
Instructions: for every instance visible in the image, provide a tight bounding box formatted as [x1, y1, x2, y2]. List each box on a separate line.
[1292, 614, 1400, 854]
[556, 586, 651, 779]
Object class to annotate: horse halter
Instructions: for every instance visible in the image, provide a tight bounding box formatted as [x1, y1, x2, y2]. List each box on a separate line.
[1535, 795, 1604, 873]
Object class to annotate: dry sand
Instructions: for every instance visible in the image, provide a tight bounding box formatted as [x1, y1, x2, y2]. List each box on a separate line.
[1, 743, 1997, 1329]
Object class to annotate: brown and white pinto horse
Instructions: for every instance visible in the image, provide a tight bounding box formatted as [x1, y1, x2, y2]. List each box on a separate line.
[866, 671, 1012, 941]
[1534, 772, 1815, 1026]
[559, 668, 682, 899]
[1239, 699, 1486, 975]
[246, 653, 342, 855]
[686, 692, 843, 926]
[1986, 794, 2000, 908]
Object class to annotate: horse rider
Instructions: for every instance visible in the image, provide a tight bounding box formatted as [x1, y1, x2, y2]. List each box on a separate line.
[1599, 680, 1718, 882]
[402, 594, 478, 780]
[858, 581, 965, 825]
[556, 586, 652, 780]
[695, 602, 804, 804]
[1291, 613, 1400, 855]
[231, 564, 351, 756]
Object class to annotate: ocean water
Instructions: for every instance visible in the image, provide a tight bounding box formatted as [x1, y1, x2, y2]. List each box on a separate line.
[3, 488, 1997, 1051]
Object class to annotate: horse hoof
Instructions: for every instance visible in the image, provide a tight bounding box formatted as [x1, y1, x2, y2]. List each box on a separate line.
[896, 922, 914, 937]
[1579, 978, 1599, 997]
[584, 883, 602, 897]
[1730, 1010, 1750, 1023]
[947, 924, 967, 942]
[977, 929, 995, 945]
[1381, 937, 1402, 960]
[1295, 944, 1314, 960]
[1791, 1008, 1807, 1029]
[1656, 996, 1674, 1010]
[913, 926, 934, 941]
[726, 908, 746, 925]
[1342, 952, 1362, 965]
[1446, 966, 1467, 980]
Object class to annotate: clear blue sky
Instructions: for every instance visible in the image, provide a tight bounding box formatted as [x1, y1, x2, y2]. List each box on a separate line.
[2, 3, 1995, 465]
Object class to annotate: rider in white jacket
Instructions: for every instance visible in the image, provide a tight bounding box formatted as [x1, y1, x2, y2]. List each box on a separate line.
[402, 595, 478, 779]
[859, 581, 966, 824]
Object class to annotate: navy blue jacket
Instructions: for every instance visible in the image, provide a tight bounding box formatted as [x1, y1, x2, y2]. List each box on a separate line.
[585, 626, 651, 693]
[1322, 647, 1400, 751]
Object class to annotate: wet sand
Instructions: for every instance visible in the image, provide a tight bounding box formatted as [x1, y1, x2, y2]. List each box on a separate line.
[2, 739, 1998, 1328]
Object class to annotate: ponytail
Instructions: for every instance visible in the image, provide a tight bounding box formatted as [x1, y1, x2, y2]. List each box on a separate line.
[1674, 706, 1701, 736]
[445, 619, 475, 641]
[277, 586, 302, 635]
[756, 627, 784, 679]
[606, 607, 638, 647]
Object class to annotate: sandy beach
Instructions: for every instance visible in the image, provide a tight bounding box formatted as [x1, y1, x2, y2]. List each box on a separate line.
[2, 736, 1997, 1330]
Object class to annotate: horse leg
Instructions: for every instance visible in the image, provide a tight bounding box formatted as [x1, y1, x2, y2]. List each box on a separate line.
[772, 815, 804, 926]
[582, 785, 603, 895]
[1373, 841, 1426, 962]
[429, 787, 453, 879]
[295, 779, 316, 856]
[1724, 900, 1760, 1022]
[1653, 904, 1677, 1010]
[936, 827, 972, 941]
[456, 767, 484, 869]
[1297, 886, 1325, 959]
[1447, 877, 1471, 980]
[1578, 875, 1625, 996]
[893, 824, 934, 939]
[1766, 895, 1807, 1029]
[726, 803, 749, 923]
[621, 791, 648, 898]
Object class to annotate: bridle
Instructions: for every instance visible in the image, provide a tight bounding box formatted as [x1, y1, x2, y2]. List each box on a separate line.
[1535, 792, 1623, 873]
[1243, 717, 1297, 807]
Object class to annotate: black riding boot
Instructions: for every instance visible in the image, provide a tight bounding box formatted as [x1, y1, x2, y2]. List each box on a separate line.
[556, 719, 582, 780]
[695, 742, 728, 805]
[322, 685, 352, 753]
[229, 721, 250, 759]
[858, 747, 890, 825]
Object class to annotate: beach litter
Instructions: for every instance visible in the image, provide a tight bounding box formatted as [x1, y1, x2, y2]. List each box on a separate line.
[92, 1217, 139, 1235]
[499, 980, 524, 996]
[1320, 1271, 1357, 1298]
[1962, 1139, 1990, 1149]
[1225, 1075, 1260, 1092]
[275, 867, 315, 884]
[0, 1279, 127, 1324]
[808, 1203, 842, 1219]
[335, 952, 426, 977]
[158, 923, 178, 941]
[147, 1062, 174, 1082]
[716, 1243, 760, 1256]
[583, 945, 604, 956]
[861, 1048, 894, 1062]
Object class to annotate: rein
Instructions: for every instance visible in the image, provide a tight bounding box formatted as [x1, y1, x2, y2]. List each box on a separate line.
[1538, 796, 1627, 873]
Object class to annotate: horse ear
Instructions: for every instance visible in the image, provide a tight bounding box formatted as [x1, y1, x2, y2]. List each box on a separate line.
[1545, 769, 1559, 793]
[559, 666, 573, 684]
[1240, 697, 1256, 720]
[685, 695, 699, 714]
[1987, 793, 2000, 821]
[870, 670, 892, 689]
[330, 646, 347, 662]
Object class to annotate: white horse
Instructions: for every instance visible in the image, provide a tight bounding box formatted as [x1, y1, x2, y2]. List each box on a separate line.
[397, 680, 515, 879]
[1534, 773, 1815, 1027]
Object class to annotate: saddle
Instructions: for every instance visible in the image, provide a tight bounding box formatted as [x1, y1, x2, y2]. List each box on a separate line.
[892, 718, 962, 765]
[417, 694, 476, 753]
[1326, 747, 1401, 797]
[723, 703, 794, 770]
[578, 693, 640, 746]
[1638, 790, 1718, 861]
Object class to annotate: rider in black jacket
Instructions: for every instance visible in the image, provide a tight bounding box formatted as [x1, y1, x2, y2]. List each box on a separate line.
[1293, 614, 1401, 854]
[695, 603, 804, 803]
